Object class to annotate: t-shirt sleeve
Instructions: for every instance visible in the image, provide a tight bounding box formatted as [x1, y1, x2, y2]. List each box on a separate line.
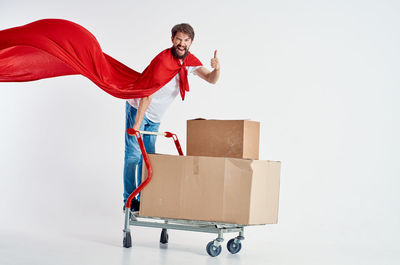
[187, 66, 201, 75]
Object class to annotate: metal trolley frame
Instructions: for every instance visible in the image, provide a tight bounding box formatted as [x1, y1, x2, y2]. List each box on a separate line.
[123, 129, 247, 257]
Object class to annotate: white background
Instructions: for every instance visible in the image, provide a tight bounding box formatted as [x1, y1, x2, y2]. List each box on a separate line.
[1, 0, 399, 264]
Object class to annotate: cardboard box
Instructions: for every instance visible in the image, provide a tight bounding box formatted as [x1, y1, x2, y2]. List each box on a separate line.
[139, 154, 280, 225]
[186, 119, 260, 159]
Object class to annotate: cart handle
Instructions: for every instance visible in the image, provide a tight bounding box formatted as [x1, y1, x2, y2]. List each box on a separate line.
[125, 129, 183, 209]
[126, 128, 183, 156]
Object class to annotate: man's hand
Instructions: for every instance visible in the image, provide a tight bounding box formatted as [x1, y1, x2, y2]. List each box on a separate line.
[195, 50, 220, 84]
[132, 122, 141, 131]
[211, 50, 220, 70]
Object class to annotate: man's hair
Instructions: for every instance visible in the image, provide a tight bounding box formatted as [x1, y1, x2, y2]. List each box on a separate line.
[171, 23, 195, 40]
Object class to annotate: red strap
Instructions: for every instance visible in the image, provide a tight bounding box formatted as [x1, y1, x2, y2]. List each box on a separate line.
[179, 65, 189, 100]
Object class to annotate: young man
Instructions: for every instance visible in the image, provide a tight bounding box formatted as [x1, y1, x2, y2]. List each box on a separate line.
[123, 23, 220, 211]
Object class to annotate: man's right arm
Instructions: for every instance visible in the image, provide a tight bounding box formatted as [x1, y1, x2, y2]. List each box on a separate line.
[132, 95, 153, 131]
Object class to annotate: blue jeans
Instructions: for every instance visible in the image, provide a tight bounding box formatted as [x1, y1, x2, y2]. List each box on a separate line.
[123, 102, 160, 202]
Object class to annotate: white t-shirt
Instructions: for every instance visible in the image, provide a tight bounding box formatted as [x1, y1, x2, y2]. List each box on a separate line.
[127, 66, 200, 122]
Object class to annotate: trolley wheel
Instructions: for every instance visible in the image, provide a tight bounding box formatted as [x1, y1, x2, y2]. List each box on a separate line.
[123, 232, 132, 248]
[227, 238, 242, 254]
[160, 229, 169, 244]
[206, 241, 222, 257]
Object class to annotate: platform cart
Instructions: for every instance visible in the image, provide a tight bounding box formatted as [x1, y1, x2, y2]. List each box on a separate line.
[123, 129, 246, 257]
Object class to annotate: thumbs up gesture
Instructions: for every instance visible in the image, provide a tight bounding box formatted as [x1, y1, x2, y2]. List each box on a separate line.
[210, 50, 220, 70]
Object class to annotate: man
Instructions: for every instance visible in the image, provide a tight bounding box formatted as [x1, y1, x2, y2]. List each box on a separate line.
[0, 19, 218, 211]
[123, 23, 220, 211]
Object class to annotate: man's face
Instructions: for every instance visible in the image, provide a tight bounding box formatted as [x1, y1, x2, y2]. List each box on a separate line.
[171, 32, 193, 59]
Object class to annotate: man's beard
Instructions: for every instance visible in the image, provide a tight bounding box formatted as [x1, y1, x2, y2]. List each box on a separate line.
[171, 45, 188, 59]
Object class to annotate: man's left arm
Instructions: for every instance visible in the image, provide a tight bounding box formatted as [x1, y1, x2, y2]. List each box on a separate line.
[195, 50, 220, 84]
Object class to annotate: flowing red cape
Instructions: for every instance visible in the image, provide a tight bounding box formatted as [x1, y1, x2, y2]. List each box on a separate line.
[0, 19, 202, 100]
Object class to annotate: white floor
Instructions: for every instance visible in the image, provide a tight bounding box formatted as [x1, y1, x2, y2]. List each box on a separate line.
[1, 210, 399, 265]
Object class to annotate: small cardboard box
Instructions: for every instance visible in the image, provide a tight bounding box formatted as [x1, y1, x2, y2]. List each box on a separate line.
[186, 119, 260, 159]
[139, 154, 280, 225]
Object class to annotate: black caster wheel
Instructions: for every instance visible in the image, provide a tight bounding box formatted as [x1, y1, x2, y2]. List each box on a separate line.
[160, 228, 169, 244]
[227, 238, 242, 254]
[206, 241, 222, 257]
[123, 232, 132, 248]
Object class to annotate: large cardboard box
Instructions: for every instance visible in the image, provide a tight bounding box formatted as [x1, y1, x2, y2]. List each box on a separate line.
[139, 154, 280, 225]
[187, 119, 260, 159]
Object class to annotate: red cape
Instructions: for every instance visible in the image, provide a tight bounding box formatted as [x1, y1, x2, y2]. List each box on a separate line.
[0, 19, 202, 100]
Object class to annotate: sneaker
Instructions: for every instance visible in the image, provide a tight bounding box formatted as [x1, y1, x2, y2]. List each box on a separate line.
[132, 199, 140, 212]
[123, 199, 140, 212]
